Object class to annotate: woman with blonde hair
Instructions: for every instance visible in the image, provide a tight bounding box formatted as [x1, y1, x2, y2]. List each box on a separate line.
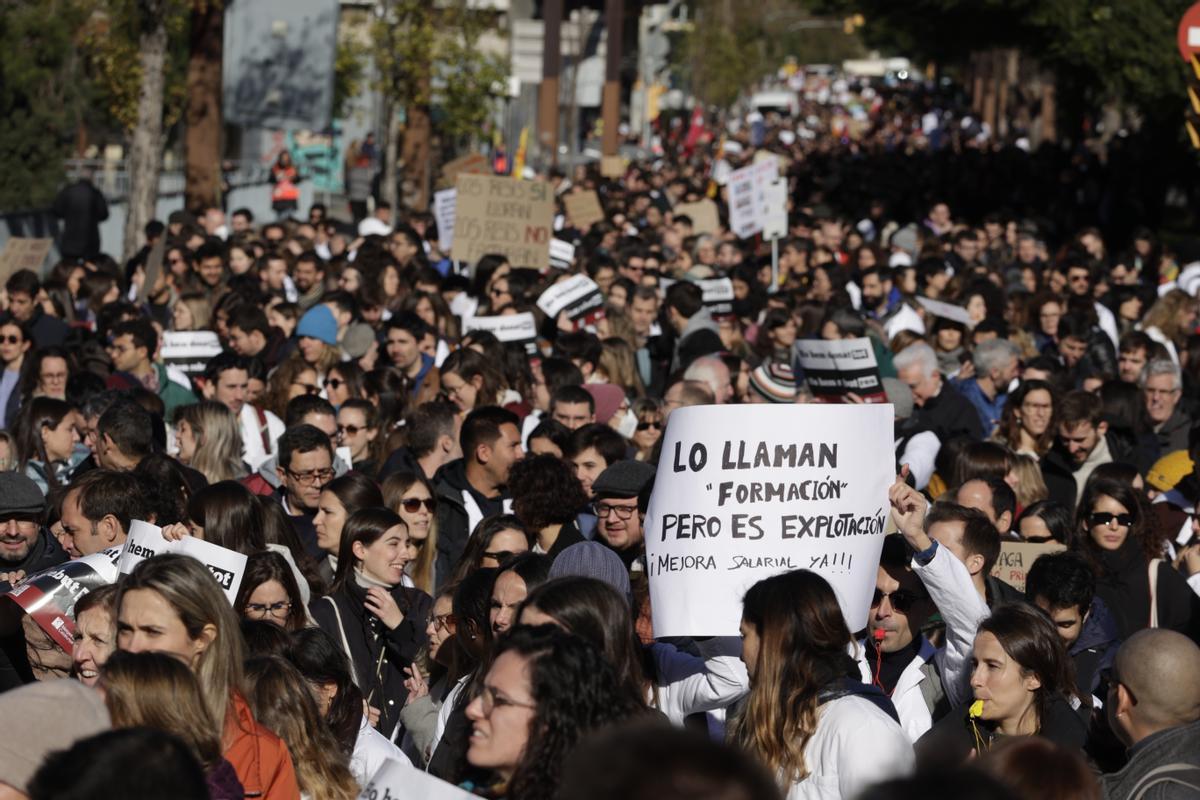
[116, 554, 299, 799]
[383, 470, 439, 594]
[174, 291, 214, 332]
[174, 401, 246, 483]
[244, 656, 360, 800]
[1009, 453, 1049, 509]
[102, 650, 244, 800]
[1139, 288, 1198, 365]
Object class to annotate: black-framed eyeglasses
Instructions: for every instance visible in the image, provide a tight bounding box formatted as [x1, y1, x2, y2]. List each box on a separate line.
[636, 420, 662, 431]
[871, 588, 928, 613]
[284, 467, 335, 486]
[401, 497, 436, 513]
[1089, 512, 1134, 528]
[245, 601, 292, 619]
[595, 503, 637, 520]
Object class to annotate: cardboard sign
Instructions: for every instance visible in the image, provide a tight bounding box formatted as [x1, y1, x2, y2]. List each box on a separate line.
[117, 520, 248, 604]
[359, 758, 473, 800]
[440, 152, 490, 187]
[0, 238, 54, 282]
[3, 550, 121, 652]
[644, 404, 894, 637]
[697, 277, 734, 319]
[434, 188, 456, 252]
[727, 156, 779, 239]
[536, 273, 605, 330]
[563, 190, 606, 229]
[674, 200, 720, 235]
[793, 337, 886, 403]
[600, 155, 625, 178]
[160, 331, 224, 376]
[461, 312, 538, 354]
[451, 174, 554, 269]
[990, 540, 1066, 593]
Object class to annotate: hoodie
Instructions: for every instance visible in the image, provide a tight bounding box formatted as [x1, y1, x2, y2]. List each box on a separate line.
[1070, 596, 1120, 697]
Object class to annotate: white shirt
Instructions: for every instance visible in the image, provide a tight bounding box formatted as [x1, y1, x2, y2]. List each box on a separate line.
[239, 403, 285, 472]
[351, 715, 411, 787]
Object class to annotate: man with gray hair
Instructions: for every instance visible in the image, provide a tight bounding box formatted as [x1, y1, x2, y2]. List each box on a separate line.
[1102, 629, 1200, 799]
[955, 338, 1021, 437]
[1141, 359, 1191, 456]
[683, 355, 733, 404]
[894, 342, 983, 443]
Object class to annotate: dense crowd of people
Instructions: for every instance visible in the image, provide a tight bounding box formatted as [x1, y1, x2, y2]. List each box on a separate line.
[0, 82, 1198, 800]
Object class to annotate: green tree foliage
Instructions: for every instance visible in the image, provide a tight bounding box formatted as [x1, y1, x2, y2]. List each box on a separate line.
[0, 0, 88, 209]
[436, 4, 509, 148]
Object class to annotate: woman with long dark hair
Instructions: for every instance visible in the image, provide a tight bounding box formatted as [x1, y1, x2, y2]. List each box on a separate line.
[733, 570, 912, 798]
[993, 379, 1056, 459]
[1074, 477, 1199, 640]
[233, 551, 309, 632]
[462, 625, 645, 800]
[918, 603, 1086, 767]
[310, 507, 432, 742]
[13, 396, 84, 494]
[312, 472, 384, 581]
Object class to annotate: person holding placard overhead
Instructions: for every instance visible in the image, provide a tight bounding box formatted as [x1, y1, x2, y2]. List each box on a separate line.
[733, 569, 913, 799]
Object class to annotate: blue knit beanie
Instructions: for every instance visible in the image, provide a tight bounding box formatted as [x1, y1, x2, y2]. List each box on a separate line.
[296, 305, 338, 345]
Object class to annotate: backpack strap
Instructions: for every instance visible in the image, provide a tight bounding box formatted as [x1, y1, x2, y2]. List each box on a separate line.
[1131, 762, 1200, 800]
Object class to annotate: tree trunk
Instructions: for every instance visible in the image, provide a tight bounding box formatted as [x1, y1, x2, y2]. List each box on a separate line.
[184, 0, 224, 212]
[123, 2, 169, 263]
[382, 97, 400, 210]
[401, 103, 431, 211]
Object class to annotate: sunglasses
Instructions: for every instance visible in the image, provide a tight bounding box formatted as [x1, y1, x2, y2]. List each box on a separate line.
[636, 420, 662, 431]
[325, 378, 345, 390]
[0, 335, 21, 345]
[337, 424, 365, 436]
[401, 498, 436, 513]
[1089, 512, 1134, 528]
[871, 588, 928, 613]
[292, 382, 321, 395]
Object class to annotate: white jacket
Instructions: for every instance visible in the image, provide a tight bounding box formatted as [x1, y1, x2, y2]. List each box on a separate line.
[239, 403, 285, 472]
[912, 542, 990, 710]
[647, 638, 749, 729]
[855, 636, 940, 742]
[784, 694, 913, 800]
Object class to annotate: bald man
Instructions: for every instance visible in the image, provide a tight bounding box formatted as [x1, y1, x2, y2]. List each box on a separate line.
[1101, 629, 1200, 799]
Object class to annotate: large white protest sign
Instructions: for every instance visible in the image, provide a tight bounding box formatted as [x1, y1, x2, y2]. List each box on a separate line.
[461, 312, 538, 354]
[644, 404, 894, 637]
[160, 331, 224, 375]
[358, 758, 472, 800]
[118, 520, 247, 604]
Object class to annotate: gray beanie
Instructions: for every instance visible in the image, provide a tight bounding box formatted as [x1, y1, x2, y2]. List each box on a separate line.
[548, 542, 631, 603]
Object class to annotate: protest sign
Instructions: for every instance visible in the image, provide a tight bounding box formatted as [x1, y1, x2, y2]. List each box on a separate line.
[698, 277, 734, 319]
[0, 238, 53, 282]
[160, 331, 224, 376]
[549, 238, 576, 271]
[762, 179, 789, 241]
[3, 550, 121, 652]
[916, 296, 973, 328]
[358, 758, 472, 800]
[563, 190, 605, 229]
[600, 155, 625, 178]
[439, 152, 490, 187]
[451, 174, 554, 269]
[727, 156, 779, 239]
[644, 404, 894, 637]
[536, 274, 605, 331]
[461, 312, 538, 354]
[793, 337, 887, 403]
[118, 520, 247, 604]
[434, 188, 456, 252]
[674, 199, 720, 235]
[990, 540, 1066, 593]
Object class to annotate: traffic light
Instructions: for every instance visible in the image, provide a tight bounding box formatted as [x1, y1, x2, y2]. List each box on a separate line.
[1188, 53, 1200, 149]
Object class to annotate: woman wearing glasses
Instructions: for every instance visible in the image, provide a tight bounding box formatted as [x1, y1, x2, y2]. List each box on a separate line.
[234, 551, 309, 631]
[993, 379, 1056, 459]
[336, 399, 381, 478]
[630, 398, 664, 462]
[1075, 477, 1199, 640]
[311, 507, 432, 743]
[383, 470, 440, 594]
[462, 625, 645, 800]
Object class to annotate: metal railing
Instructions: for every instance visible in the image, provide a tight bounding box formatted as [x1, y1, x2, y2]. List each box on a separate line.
[63, 158, 281, 203]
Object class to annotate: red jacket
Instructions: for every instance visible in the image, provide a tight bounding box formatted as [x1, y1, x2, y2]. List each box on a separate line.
[224, 693, 300, 800]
